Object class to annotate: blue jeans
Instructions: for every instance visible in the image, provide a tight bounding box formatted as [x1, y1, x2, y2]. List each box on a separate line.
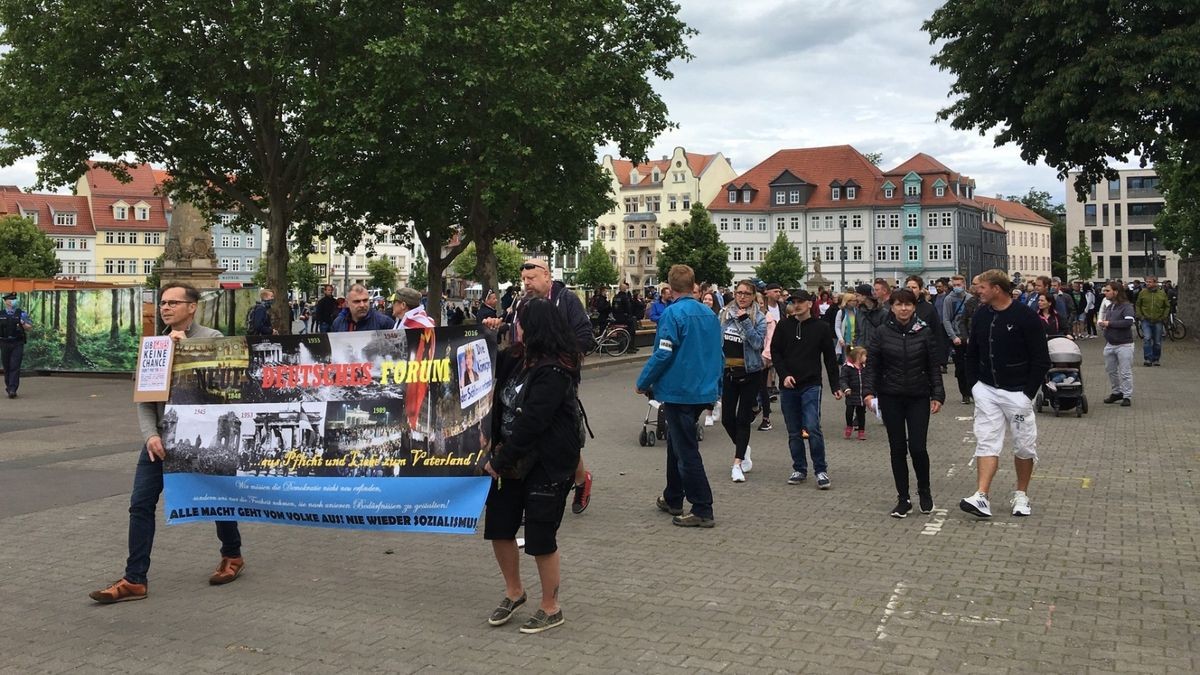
[780, 386, 827, 475]
[661, 403, 714, 519]
[1, 342, 23, 393]
[125, 446, 241, 585]
[1142, 320, 1163, 363]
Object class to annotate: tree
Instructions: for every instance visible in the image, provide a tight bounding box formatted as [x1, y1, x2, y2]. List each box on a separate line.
[143, 254, 164, 289]
[924, 2, 1200, 200]
[0, 0, 403, 333]
[755, 232, 807, 288]
[658, 204, 732, 287]
[408, 251, 428, 292]
[864, 152, 884, 166]
[574, 240, 620, 289]
[1067, 233, 1096, 282]
[366, 258, 399, 296]
[317, 0, 694, 319]
[0, 215, 60, 277]
[450, 241, 525, 287]
[1154, 143, 1200, 258]
[251, 252, 320, 297]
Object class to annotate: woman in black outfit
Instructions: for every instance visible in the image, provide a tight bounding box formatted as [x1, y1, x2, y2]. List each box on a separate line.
[863, 289, 946, 518]
[483, 298, 582, 634]
[1036, 291, 1069, 339]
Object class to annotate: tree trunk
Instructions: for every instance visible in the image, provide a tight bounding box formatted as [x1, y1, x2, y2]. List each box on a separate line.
[53, 292, 61, 331]
[40, 292, 46, 325]
[426, 256, 445, 327]
[109, 289, 120, 343]
[129, 288, 138, 337]
[266, 206, 292, 335]
[472, 233, 500, 301]
[62, 291, 88, 366]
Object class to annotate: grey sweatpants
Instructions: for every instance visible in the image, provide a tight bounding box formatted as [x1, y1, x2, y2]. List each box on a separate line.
[1103, 342, 1134, 398]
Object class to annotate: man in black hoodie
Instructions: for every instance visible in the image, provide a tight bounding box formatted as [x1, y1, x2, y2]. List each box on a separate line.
[960, 269, 1050, 520]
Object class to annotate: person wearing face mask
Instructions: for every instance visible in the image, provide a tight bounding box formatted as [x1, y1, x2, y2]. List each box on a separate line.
[941, 275, 973, 404]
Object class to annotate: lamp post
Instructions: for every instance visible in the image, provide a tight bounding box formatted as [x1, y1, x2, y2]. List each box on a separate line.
[839, 219, 847, 291]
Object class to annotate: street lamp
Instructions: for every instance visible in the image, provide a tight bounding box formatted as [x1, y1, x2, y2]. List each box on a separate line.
[839, 218, 847, 291]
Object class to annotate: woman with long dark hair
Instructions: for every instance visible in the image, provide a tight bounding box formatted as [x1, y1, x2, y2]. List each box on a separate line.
[483, 298, 582, 633]
[1036, 291, 1069, 339]
[1099, 282, 1136, 407]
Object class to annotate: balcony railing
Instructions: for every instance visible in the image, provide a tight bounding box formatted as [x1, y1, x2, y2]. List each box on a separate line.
[1126, 187, 1161, 199]
[1127, 214, 1158, 225]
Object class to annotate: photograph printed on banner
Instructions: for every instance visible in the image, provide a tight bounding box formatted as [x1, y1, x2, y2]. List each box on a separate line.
[323, 399, 417, 477]
[161, 402, 327, 478]
[456, 338, 493, 409]
[168, 337, 253, 405]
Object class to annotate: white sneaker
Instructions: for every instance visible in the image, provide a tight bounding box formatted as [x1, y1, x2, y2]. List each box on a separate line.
[741, 447, 753, 473]
[731, 464, 746, 483]
[959, 491, 992, 518]
[1011, 491, 1032, 517]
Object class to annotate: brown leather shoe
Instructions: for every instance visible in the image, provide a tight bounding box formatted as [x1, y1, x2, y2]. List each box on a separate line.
[209, 556, 245, 585]
[89, 578, 147, 604]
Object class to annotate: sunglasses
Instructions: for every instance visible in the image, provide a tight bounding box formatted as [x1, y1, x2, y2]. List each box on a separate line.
[520, 263, 547, 271]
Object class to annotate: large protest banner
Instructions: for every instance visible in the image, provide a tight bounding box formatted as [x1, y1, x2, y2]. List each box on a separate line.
[162, 325, 495, 534]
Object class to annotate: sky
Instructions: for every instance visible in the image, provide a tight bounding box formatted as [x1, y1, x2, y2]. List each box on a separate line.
[599, 0, 1072, 203]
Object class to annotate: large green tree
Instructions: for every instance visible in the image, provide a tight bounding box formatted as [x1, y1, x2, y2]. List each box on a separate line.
[365, 258, 399, 296]
[925, 2, 1200, 199]
[317, 0, 693, 322]
[408, 251, 428, 292]
[1067, 233, 1096, 282]
[251, 252, 320, 297]
[574, 240, 620, 289]
[754, 232, 807, 288]
[0, 0, 400, 332]
[1154, 143, 1200, 258]
[0, 215, 59, 277]
[451, 241, 524, 287]
[657, 204, 731, 287]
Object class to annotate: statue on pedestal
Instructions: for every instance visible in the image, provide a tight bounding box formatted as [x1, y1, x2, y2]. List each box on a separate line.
[159, 200, 224, 289]
[806, 250, 832, 292]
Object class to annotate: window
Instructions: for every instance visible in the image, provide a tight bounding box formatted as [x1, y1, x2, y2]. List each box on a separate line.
[66, 261, 76, 274]
[825, 216, 835, 230]
[758, 246, 767, 261]
[232, 235, 242, 248]
[742, 189, 751, 203]
[928, 244, 940, 261]
[104, 259, 114, 274]
[144, 232, 161, 245]
[78, 261, 87, 274]
[230, 258, 241, 272]
[647, 196, 661, 212]
[143, 259, 154, 274]
[319, 240, 328, 253]
[645, 251, 654, 266]
[245, 234, 255, 248]
[832, 187, 841, 201]
[789, 189, 800, 204]
[79, 239, 88, 250]
[640, 224, 648, 239]
[852, 245, 863, 261]
[627, 224, 635, 239]
[775, 191, 786, 205]
[884, 187, 894, 199]
[136, 206, 149, 220]
[824, 245, 835, 262]
[674, 171, 685, 183]
[53, 237, 64, 249]
[732, 217, 741, 231]
[905, 183, 919, 197]
[810, 216, 820, 230]
[627, 250, 636, 265]
[941, 243, 952, 260]
[876, 245, 887, 261]
[889, 245, 901, 261]
[218, 213, 236, 226]
[681, 194, 691, 209]
[220, 257, 230, 270]
[907, 245, 919, 261]
[927, 212, 938, 228]
[847, 187, 856, 200]
[889, 213, 900, 228]
[55, 212, 77, 226]
[114, 205, 128, 220]
[719, 218, 729, 232]
[220, 234, 231, 248]
[941, 212, 952, 228]
[67, 238, 76, 249]
[246, 258, 256, 272]
[838, 215, 847, 229]
[728, 189, 737, 203]
[117, 231, 129, 244]
[789, 216, 801, 231]
[935, 186, 945, 197]
[609, 226, 617, 241]
[624, 197, 636, 213]
[811, 246, 820, 261]
[852, 214, 862, 229]
[25, 211, 38, 224]
[669, 195, 678, 210]
[907, 212, 918, 228]
[732, 247, 742, 262]
[127, 258, 137, 273]
[876, 214, 887, 228]
[758, 218, 767, 232]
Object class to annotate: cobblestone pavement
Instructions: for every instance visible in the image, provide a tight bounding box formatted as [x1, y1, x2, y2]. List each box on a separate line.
[1, 337, 1198, 674]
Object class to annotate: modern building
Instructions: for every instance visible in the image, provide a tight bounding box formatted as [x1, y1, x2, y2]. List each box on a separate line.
[707, 146, 989, 289]
[580, 147, 737, 288]
[76, 162, 169, 285]
[211, 212, 263, 287]
[976, 195, 1052, 280]
[1065, 168, 1175, 281]
[0, 188, 96, 280]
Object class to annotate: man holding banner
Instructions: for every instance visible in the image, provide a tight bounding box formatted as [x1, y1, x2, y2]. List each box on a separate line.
[90, 282, 246, 604]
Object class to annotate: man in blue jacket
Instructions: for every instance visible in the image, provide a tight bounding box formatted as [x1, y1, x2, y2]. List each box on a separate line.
[331, 284, 395, 332]
[636, 265, 723, 528]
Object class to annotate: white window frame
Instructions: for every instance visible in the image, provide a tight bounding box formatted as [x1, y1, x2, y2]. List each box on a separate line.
[884, 187, 894, 199]
[832, 187, 841, 201]
[876, 245, 887, 261]
[742, 189, 751, 203]
[135, 206, 150, 221]
[732, 247, 742, 262]
[728, 190, 737, 203]
[928, 244, 939, 261]
[907, 212, 918, 228]
[889, 245, 901, 261]
[775, 191, 786, 205]
[935, 186, 945, 197]
[905, 183, 919, 197]
[941, 212, 952, 228]
[889, 213, 900, 228]
[719, 218, 729, 232]
[846, 187, 856, 200]
[681, 194, 691, 209]
[789, 189, 800, 204]
[927, 212, 938, 227]
[942, 243, 953, 260]
[789, 217, 800, 231]
[852, 245, 863, 261]
[852, 214, 862, 229]
[55, 212, 77, 226]
[246, 258, 256, 272]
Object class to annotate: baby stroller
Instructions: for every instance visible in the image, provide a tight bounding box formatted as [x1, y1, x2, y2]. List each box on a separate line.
[638, 397, 707, 446]
[1035, 337, 1089, 417]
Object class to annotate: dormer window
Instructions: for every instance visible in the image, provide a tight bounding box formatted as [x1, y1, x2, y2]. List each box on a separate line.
[629, 169, 640, 184]
[728, 189, 737, 203]
[55, 212, 77, 226]
[831, 187, 841, 201]
[775, 191, 786, 205]
[113, 200, 129, 220]
[884, 187, 894, 199]
[789, 189, 800, 204]
[741, 189, 751, 203]
[846, 187, 856, 200]
[935, 186, 945, 197]
[905, 184, 919, 197]
[134, 201, 150, 220]
[651, 169, 660, 182]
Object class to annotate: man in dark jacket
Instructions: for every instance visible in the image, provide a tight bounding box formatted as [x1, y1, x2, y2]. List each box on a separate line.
[247, 289, 277, 336]
[0, 292, 32, 398]
[476, 290, 499, 324]
[770, 290, 842, 489]
[960, 269, 1051, 520]
[330, 284, 394, 332]
[612, 282, 640, 354]
[313, 284, 339, 333]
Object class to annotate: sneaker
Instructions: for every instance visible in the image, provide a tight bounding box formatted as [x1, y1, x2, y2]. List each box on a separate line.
[787, 471, 807, 485]
[487, 592, 527, 626]
[1011, 491, 1031, 517]
[918, 493, 934, 514]
[655, 496, 683, 516]
[816, 472, 830, 489]
[961, 396, 972, 404]
[741, 447, 752, 473]
[1103, 393, 1123, 404]
[731, 464, 745, 483]
[758, 419, 773, 431]
[671, 512, 715, 528]
[1121, 398, 1132, 407]
[1153, 361, 1161, 367]
[571, 472, 592, 514]
[519, 608, 565, 634]
[209, 556, 245, 585]
[1144, 361, 1153, 367]
[959, 491, 992, 518]
[857, 429, 866, 441]
[89, 578, 147, 604]
[843, 426, 852, 439]
[890, 499, 912, 518]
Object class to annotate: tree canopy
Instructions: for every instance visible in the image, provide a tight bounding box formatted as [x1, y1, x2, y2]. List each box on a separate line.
[251, 252, 319, 296]
[1067, 233, 1096, 282]
[0, 215, 59, 277]
[657, 204, 731, 287]
[1154, 144, 1200, 259]
[925, 2, 1200, 199]
[408, 251, 428, 292]
[366, 258, 399, 296]
[754, 232, 807, 288]
[450, 242, 524, 287]
[574, 240, 620, 289]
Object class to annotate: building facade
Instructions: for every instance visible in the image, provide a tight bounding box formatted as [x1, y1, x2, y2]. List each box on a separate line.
[1065, 168, 1175, 281]
[210, 212, 263, 286]
[328, 226, 414, 296]
[976, 195, 1052, 280]
[76, 163, 168, 285]
[0, 188, 96, 280]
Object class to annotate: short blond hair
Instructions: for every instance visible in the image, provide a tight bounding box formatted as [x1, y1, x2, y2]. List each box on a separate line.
[977, 269, 1013, 294]
[668, 265, 695, 294]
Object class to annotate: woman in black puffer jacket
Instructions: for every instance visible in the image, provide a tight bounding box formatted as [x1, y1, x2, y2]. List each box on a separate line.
[863, 289, 946, 519]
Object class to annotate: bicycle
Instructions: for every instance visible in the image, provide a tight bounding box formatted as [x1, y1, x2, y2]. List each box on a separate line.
[1167, 312, 1187, 341]
[591, 323, 632, 356]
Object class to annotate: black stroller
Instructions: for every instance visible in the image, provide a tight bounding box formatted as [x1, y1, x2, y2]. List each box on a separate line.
[1034, 337, 1089, 417]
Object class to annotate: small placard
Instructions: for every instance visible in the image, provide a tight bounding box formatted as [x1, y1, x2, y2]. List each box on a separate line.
[134, 335, 175, 402]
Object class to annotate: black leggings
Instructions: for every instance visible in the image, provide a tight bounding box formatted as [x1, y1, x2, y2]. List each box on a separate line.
[879, 395, 932, 500]
[844, 405, 865, 430]
[722, 369, 764, 460]
[951, 344, 972, 400]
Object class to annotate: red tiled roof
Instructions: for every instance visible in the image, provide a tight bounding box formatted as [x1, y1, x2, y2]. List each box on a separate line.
[611, 152, 724, 187]
[0, 188, 95, 236]
[84, 161, 164, 197]
[879, 153, 982, 210]
[89, 195, 169, 231]
[975, 195, 1052, 226]
[982, 220, 1007, 234]
[707, 145, 887, 212]
[886, 153, 955, 177]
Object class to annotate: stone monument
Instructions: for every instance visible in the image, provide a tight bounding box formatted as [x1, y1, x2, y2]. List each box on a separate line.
[805, 251, 833, 292]
[159, 200, 224, 289]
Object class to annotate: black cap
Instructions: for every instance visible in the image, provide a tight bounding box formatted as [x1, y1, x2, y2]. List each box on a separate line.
[789, 289, 814, 303]
[2, 292, 16, 300]
[855, 284, 873, 296]
[764, 283, 783, 292]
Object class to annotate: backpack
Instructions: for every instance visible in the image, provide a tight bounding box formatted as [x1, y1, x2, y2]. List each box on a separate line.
[245, 303, 272, 336]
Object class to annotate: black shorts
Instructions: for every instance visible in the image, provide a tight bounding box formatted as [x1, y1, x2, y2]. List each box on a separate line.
[483, 466, 572, 557]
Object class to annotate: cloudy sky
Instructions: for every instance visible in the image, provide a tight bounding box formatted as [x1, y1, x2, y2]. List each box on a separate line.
[600, 0, 1072, 203]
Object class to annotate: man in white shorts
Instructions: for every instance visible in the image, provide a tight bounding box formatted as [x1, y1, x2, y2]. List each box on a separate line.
[960, 269, 1051, 518]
